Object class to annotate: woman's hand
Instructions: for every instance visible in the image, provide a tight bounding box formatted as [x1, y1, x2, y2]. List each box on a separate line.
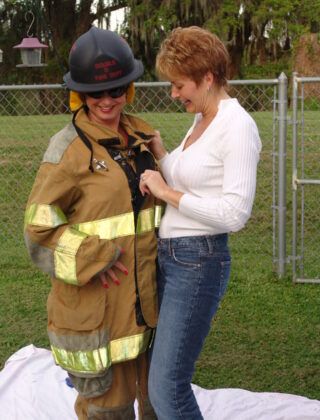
[139, 170, 169, 199]
[99, 260, 128, 289]
[140, 170, 184, 208]
[147, 130, 167, 160]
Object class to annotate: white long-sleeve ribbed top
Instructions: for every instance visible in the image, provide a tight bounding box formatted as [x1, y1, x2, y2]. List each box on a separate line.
[159, 98, 262, 238]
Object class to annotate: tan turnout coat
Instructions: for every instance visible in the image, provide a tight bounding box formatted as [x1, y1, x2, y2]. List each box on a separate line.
[24, 108, 160, 379]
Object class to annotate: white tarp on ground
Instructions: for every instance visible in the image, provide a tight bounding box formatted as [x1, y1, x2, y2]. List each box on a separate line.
[0, 345, 320, 420]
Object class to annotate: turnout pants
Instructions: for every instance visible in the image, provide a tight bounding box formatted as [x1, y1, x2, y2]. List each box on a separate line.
[74, 352, 156, 420]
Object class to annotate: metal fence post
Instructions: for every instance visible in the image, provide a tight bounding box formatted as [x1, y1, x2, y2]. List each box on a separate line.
[291, 72, 298, 282]
[277, 72, 288, 277]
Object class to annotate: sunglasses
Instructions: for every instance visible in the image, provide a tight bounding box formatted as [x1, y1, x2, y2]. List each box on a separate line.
[85, 84, 129, 99]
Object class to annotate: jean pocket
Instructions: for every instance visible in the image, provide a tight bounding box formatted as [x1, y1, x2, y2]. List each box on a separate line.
[171, 247, 201, 267]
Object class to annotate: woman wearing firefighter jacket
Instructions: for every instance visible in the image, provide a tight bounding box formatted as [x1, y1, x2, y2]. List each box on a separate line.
[24, 27, 160, 419]
[140, 27, 262, 419]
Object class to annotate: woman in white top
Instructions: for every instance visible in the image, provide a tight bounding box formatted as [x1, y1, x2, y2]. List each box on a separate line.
[140, 26, 262, 420]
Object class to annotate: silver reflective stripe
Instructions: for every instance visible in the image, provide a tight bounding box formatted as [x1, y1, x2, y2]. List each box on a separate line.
[51, 330, 152, 375]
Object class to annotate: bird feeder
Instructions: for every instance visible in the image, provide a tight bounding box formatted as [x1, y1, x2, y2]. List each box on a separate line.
[13, 11, 48, 68]
[14, 37, 48, 67]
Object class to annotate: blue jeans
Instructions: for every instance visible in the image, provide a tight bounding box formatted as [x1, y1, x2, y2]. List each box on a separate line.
[149, 234, 231, 420]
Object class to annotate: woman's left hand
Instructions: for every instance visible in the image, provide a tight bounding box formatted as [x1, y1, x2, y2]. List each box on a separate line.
[99, 260, 128, 289]
[139, 170, 169, 200]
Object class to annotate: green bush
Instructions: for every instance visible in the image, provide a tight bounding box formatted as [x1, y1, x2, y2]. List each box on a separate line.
[241, 62, 290, 80]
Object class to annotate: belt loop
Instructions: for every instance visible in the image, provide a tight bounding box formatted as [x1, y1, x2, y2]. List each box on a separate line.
[206, 235, 213, 254]
[168, 238, 172, 256]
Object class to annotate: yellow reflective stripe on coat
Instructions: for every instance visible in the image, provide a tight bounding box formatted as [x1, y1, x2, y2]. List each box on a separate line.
[154, 205, 163, 228]
[74, 211, 135, 239]
[24, 203, 67, 229]
[25, 204, 163, 285]
[51, 330, 151, 374]
[137, 207, 161, 233]
[54, 228, 88, 285]
[74, 206, 163, 239]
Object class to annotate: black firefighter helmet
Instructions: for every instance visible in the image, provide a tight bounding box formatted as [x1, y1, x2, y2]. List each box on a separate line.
[63, 26, 144, 92]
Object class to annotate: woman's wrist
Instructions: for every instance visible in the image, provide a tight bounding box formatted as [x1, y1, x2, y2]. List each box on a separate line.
[148, 138, 167, 160]
[154, 148, 168, 161]
[161, 186, 183, 208]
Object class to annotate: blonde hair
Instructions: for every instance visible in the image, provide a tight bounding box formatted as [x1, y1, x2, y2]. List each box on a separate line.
[156, 26, 230, 86]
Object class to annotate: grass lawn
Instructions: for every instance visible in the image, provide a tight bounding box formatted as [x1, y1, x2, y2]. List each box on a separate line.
[0, 110, 319, 401]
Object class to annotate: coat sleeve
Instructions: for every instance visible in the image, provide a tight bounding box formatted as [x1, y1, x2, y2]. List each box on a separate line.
[24, 161, 120, 287]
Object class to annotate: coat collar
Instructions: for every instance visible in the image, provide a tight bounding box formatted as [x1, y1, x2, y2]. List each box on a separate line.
[75, 108, 155, 150]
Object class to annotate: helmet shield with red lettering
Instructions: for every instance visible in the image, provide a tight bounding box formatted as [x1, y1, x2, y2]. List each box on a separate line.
[63, 27, 144, 92]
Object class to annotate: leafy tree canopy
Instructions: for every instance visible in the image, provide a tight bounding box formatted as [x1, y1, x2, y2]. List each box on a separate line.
[0, 0, 319, 83]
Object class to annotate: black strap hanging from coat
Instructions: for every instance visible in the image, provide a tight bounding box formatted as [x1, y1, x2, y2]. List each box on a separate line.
[105, 148, 156, 327]
[72, 113, 156, 327]
[105, 147, 155, 226]
[72, 110, 94, 172]
[72, 110, 155, 225]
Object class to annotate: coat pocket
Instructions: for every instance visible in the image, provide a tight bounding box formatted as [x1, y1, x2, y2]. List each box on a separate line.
[47, 278, 106, 331]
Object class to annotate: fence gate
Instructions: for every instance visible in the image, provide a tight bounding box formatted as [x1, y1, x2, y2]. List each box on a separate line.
[291, 74, 320, 283]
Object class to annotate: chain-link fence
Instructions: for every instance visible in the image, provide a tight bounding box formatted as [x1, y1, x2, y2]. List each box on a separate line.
[0, 80, 280, 274]
[291, 75, 320, 283]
